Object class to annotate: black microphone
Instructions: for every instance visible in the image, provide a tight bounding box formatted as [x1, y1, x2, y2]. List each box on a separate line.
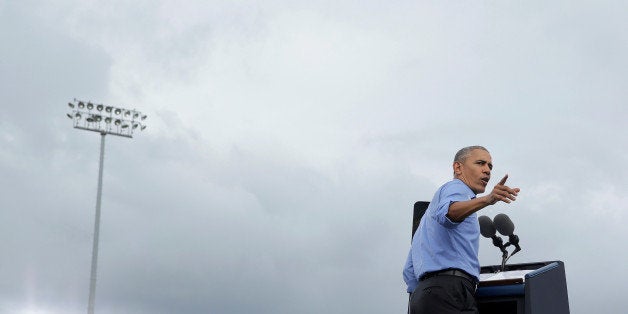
[493, 213, 515, 236]
[493, 213, 521, 255]
[478, 215, 496, 238]
[478, 215, 507, 257]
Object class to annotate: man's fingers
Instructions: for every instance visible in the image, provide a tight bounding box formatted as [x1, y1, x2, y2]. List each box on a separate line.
[492, 186, 520, 203]
[498, 194, 514, 203]
[491, 178, 521, 205]
[497, 174, 508, 186]
[498, 195, 512, 204]
[497, 191, 516, 201]
[494, 184, 519, 196]
[506, 187, 519, 196]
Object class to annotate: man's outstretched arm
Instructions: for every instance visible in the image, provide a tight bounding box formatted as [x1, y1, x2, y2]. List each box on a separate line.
[447, 175, 521, 222]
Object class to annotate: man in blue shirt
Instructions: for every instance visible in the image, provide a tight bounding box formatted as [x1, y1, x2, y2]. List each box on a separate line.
[403, 146, 520, 313]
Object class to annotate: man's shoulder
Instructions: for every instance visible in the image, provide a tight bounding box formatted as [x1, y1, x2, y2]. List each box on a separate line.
[438, 179, 474, 198]
[439, 179, 466, 190]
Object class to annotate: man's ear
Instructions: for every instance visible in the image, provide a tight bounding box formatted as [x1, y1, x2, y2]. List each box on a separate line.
[453, 161, 462, 175]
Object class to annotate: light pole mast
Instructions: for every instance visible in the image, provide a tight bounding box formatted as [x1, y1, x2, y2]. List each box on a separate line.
[66, 100, 147, 314]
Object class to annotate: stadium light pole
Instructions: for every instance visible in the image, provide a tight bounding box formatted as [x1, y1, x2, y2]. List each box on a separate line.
[66, 99, 147, 314]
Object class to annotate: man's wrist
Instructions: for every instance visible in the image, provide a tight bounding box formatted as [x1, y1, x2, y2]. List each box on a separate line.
[478, 195, 492, 207]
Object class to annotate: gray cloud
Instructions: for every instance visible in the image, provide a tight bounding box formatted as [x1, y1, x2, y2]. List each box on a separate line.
[1, 1, 627, 313]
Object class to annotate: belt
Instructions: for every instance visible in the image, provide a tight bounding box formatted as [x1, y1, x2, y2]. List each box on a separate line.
[420, 268, 478, 287]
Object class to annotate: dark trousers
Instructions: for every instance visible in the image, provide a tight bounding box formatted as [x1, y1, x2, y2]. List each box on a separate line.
[409, 275, 478, 314]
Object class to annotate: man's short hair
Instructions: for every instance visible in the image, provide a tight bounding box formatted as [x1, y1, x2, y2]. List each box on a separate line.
[454, 146, 489, 163]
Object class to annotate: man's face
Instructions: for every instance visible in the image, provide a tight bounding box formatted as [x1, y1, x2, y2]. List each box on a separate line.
[454, 149, 493, 194]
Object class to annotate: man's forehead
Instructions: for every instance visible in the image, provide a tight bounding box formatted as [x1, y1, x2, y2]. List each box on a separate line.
[469, 149, 492, 161]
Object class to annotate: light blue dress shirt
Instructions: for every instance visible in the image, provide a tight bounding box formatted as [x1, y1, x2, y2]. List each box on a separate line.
[403, 179, 480, 293]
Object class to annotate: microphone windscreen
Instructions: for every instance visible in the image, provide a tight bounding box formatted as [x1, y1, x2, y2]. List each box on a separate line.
[494, 213, 515, 235]
[478, 215, 496, 238]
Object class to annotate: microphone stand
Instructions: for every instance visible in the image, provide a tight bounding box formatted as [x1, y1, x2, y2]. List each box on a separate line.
[500, 234, 522, 271]
[491, 236, 509, 271]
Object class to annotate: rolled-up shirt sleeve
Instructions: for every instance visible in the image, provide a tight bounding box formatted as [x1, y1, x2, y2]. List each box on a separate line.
[434, 182, 473, 228]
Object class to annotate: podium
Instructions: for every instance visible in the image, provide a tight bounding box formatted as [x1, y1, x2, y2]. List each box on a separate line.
[476, 261, 570, 314]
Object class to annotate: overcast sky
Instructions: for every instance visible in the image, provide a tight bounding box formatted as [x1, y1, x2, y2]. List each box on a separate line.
[1, 1, 627, 313]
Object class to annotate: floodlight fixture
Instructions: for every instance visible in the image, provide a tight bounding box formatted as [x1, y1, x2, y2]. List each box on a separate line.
[65, 98, 147, 314]
[66, 99, 148, 139]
